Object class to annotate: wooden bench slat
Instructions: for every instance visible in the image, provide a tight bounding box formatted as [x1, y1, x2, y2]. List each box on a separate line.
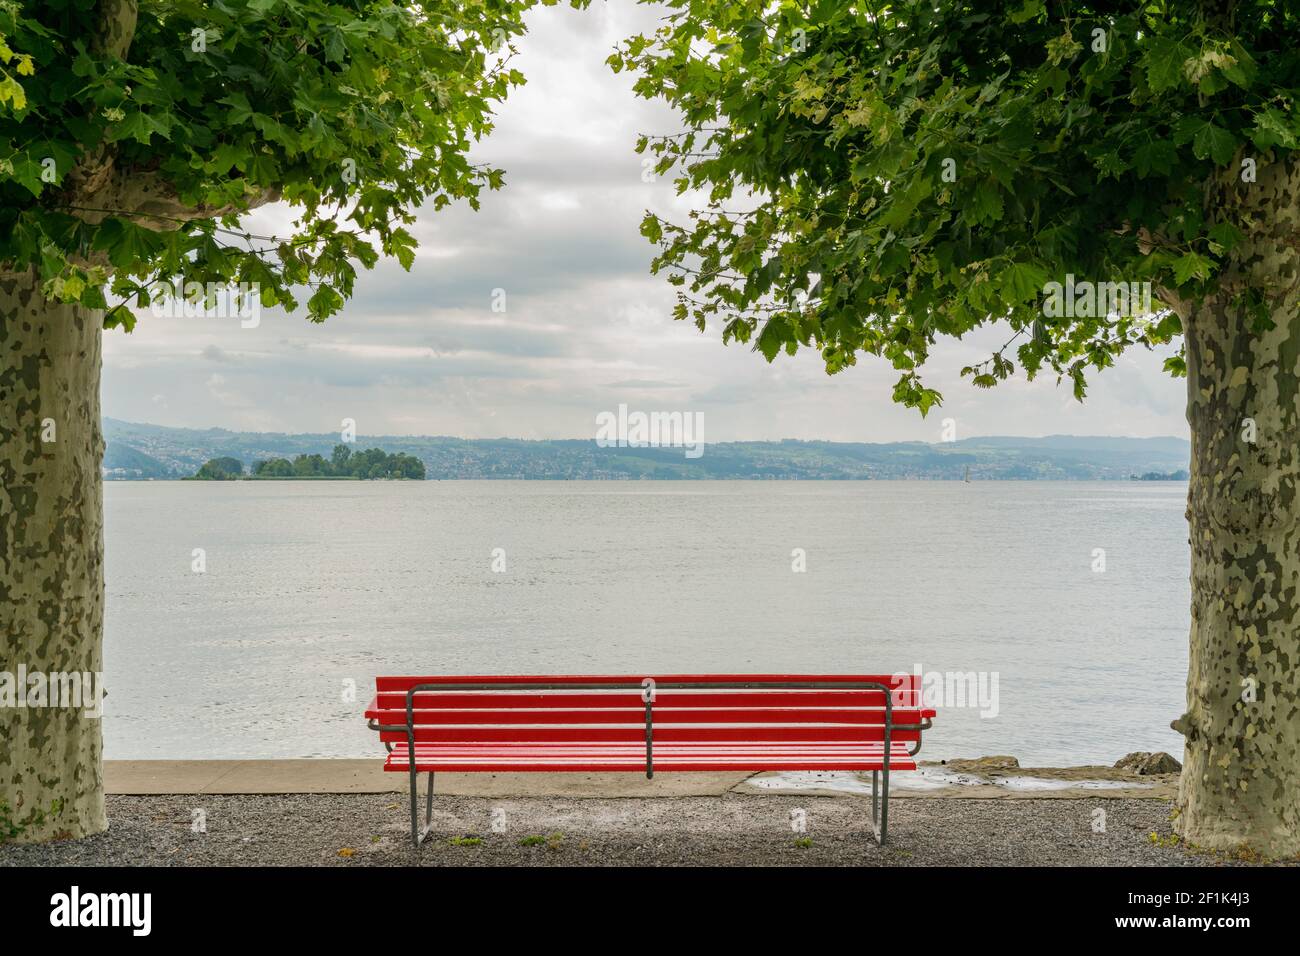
[376, 673, 919, 689]
[368, 706, 933, 725]
[369, 691, 924, 711]
[378, 727, 926, 745]
[385, 741, 918, 773]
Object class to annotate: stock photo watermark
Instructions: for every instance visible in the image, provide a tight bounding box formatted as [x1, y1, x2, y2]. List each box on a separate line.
[148, 279, 262, 328]
[49, 887, 151, 936]
[1041, 275, 1153, 319]
[893, 664, 999, 718]
[595, 403, 704, 459]
[0, 667, 105, 717]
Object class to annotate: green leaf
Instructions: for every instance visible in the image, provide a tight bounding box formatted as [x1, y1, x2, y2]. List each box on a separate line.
[0, 73, 26, 110]
[1207, 222, 1243, 253]
[1173, 252, 1213, 285]
[1190, 121, 1237, 165]
[218, 92, 254, 125]
[999, 261, 1049, 304]
[92, 219, 163, 270]
[915, 387, 942, 416]
[969, 180, 1004, 224]
[1142, 37, 1194, 93]
[1249, 108, 1298, 150]
[389, 229, 417, 271]
[755, 315, 791, 362]
[1008, 0, 1043, 25]
[60, 273, 85, 301]
[307, 286, 345, 320]
[9, 156, 46, 197]
[1132, 140, 1177, 178]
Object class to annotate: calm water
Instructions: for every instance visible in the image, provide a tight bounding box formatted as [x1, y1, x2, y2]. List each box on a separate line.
[103, 481, 1191, 765]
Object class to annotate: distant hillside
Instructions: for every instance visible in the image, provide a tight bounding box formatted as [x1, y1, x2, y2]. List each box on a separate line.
[102, 419, 1190, 481]
[102, 440, 181, 479]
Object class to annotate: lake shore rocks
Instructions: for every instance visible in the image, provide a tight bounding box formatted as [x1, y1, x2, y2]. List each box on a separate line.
[1114, 752, 1182, 775]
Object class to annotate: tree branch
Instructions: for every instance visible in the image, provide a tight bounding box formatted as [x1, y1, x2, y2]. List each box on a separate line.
[66, 166, 282, 232]
[64, 1, 140, 200]
[61, 4, 281, 237]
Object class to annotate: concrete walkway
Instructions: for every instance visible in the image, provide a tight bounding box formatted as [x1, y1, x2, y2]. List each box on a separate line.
[105, 761, 749, 796]
[104, 760, 1177, 800]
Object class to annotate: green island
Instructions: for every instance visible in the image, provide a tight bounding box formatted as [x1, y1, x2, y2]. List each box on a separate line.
[189, 445, 426, 481]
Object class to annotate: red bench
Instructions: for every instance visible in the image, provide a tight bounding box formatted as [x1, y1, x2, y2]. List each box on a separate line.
[365, 673, 936, 847]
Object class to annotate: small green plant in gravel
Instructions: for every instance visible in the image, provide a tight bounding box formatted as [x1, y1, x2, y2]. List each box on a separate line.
[793, 837, 813, 849]
[518, 835, 547, 847]
[1148, 831, 1181, 849]
[1227, 844, 1261, 863]
[448, 835, 483, 847]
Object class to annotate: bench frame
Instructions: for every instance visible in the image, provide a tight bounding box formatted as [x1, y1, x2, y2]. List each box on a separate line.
[368, 677, 933, 849]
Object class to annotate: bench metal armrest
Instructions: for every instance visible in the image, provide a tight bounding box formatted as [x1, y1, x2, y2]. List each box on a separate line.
[891, 718, 932, 731]
[892, 716, 932, 756]
[367, 717, 407, 754]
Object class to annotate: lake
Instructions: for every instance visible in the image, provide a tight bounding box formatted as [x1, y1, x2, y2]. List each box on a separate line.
[103, 480, 1191, 766]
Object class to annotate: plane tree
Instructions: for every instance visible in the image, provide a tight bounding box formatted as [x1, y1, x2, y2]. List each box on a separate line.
[612, 0, 1300, 854]
[0, 0, 569, 842]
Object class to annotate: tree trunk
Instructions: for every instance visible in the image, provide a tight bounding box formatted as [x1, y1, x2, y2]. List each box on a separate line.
[1175, 155, 1300, 858]
[0, 268, 107, 842]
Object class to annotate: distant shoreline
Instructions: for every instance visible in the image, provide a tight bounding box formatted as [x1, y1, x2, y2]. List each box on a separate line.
[105, 419, 1192, 482]
[182, 474, 365, 481]
[116, 475, 1192, 483]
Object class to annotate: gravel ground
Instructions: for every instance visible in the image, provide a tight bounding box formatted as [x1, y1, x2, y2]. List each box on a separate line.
[0, 793, 1273, 866]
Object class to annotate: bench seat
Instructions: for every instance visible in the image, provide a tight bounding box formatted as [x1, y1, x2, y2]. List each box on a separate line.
[384, 741, 919, 773]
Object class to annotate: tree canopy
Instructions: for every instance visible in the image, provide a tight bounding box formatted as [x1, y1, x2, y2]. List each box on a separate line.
[611, 0, 1300, 857]
[1, 0, 576, 322]
[193, 455, 244, 479]
[609, 0, 1296, 411]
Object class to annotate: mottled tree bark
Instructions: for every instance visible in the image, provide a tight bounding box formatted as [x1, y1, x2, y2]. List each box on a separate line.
[1174, 154, 1300, 857]
[0, 0, 280, 844]
[0, 268, 107, 842]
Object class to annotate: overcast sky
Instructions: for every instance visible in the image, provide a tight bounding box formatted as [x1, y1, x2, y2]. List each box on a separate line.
[102, 1, 1188, 443]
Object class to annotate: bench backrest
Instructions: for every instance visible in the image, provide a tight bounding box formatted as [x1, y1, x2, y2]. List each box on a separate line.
[366, 674, 935, 747]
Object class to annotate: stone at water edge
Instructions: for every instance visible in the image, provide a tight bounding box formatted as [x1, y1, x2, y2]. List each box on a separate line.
[1114, 752, 1182, 775]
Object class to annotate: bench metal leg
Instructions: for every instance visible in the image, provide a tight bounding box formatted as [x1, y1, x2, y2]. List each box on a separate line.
[871, 770, 889, 846]
[410, 768, 434, 848]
